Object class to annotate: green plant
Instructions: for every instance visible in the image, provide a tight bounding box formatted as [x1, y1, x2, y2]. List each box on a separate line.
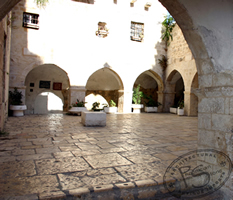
[72, 99, 86, 107]
[170, 104, 177, 108]
[35, 0, 48, 7]
[132, 84, 144, 104]
[158, 55, 168, 71]
[144, 95, 162, 107]
[161, 14, 176, 46]
[109, 100, 116, 107]
[9, 88, 23, 105]
[91, 102, 100, 110]
[0, 130, 9, 137]
[178, 100, 184, 109]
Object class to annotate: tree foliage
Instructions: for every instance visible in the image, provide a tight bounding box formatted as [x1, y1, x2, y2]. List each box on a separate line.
[35, 0, 48, 7]
[161, 14, 176, 45]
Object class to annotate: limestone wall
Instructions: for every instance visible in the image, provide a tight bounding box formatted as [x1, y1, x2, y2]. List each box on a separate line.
[165, 24, 198, 115]
[0, 13, 11, 130]
[10, 0, 167, 113]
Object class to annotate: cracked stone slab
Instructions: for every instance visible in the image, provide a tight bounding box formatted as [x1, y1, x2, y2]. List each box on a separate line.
[83, 153, 133, 168]
[0, 175, 59, 198]
[81, 173, 126, 187]
[115, 162, 165, 182]
[35, 157, 90, 175]
[57, 173, 85, 190]
[0, 160, 36, 178]
[125, 154, 162, 164]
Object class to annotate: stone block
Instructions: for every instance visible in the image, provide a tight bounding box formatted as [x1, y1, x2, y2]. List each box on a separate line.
[81, 112, 106, 127]
[198, 113, 211, 129]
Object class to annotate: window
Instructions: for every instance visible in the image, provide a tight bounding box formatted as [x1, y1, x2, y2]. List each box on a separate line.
[130, 21, 144, 42]
[23, 12, 39, 29]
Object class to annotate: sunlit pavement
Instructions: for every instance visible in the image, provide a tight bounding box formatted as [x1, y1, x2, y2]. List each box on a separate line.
[0, 113, 197, 199]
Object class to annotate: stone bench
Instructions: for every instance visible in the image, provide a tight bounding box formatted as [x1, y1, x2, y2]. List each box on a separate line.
[81, 111, 106, 127]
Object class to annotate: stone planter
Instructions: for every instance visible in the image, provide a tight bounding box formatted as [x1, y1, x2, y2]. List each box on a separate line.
[132, 104, 143, 113]
[104, 107, 117, 114]
[68, 107, 87, 115]
[170, 107, 177, 114]
[177, 107, 184, 116]
[145, 107, 158, 113]
[10, 105, 27, 117]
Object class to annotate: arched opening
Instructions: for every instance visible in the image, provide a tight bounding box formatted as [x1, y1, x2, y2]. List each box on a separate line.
[34, 92, 63, 114]
[25, 64, 70, 114]
[132, 70, 163, 112]
[85, 67, 124, 112]
[165, 70, 185, 111]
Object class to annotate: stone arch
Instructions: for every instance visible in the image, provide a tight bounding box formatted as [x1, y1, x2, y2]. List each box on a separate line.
[85, 67, 124, 112]
[34, 91, 63, 114]
[132, 70, 164, 112]
[164, 69, 184, 112]
[25, 64, 70, 114]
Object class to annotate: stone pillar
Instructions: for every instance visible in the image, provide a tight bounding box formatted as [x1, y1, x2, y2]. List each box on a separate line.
[122, 90, 133, 113]
[118, 90, 124, 113]
[70, 86, 86, 106]
[163, 92, 176, 112]
[157, 91, 164, 112]
[184, 91, 198, 116]
[62, 89, 70, 112]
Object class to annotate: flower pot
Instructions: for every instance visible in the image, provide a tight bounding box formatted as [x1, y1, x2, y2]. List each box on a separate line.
[10, 105, 27, 117]
[170, 107, 177, 114]
[145, 107, 158, 113]
[177, 107, 184, 116]
[104, 107, 118, 114]
[132, 104, 143, 113]
[68, 107, 87, 115]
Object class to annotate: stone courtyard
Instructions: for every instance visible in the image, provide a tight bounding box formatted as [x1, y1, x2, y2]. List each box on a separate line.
[0, 113, 198, 199]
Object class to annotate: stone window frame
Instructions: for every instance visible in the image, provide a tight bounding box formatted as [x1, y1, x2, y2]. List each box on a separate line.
[130, 21, 144, 42]
[23, 12, 39, 30]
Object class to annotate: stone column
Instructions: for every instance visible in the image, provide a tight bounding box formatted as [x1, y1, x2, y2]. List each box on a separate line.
[118, 90, 124, 113]
[163, 92, 176, 112]
[70, 86, 86, 106]
[184, 91, 198, 116]
[122, 90, 133, 113]
[197, 81, 233, 195]
[157, 91, 164, 112]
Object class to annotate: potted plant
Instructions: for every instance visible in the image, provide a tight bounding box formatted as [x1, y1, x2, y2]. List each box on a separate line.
[144, 95, 162, 113]
[170, 105, 177, 114]
[132, 84, 144, 113]
[103, 100, 118, 114]
[68, 99, 87, 115]
[9, 87, 27, 117]
[177, 100, 184, 116]
[91, 102, 103, 112]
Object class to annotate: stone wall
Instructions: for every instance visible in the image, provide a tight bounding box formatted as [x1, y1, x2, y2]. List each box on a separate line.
[165, 24, 198, 115]
[0, 13, 11, 131]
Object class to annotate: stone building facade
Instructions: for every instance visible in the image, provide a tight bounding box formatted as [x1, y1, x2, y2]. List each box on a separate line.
[0, 13, 11, 131]
[165, 24, 198, 116]
[9, 0, 167, 114]
[9, 0, 197, 116]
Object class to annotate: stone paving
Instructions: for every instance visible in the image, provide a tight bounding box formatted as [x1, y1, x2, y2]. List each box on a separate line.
[0, 113, 198, 199]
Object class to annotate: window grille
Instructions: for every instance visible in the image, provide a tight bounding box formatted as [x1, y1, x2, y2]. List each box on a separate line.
[130, 22, 144, 42]
[23, 12, 39, 29]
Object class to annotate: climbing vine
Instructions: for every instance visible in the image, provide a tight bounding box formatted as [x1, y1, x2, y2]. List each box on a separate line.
[161, 14, 176, 46]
